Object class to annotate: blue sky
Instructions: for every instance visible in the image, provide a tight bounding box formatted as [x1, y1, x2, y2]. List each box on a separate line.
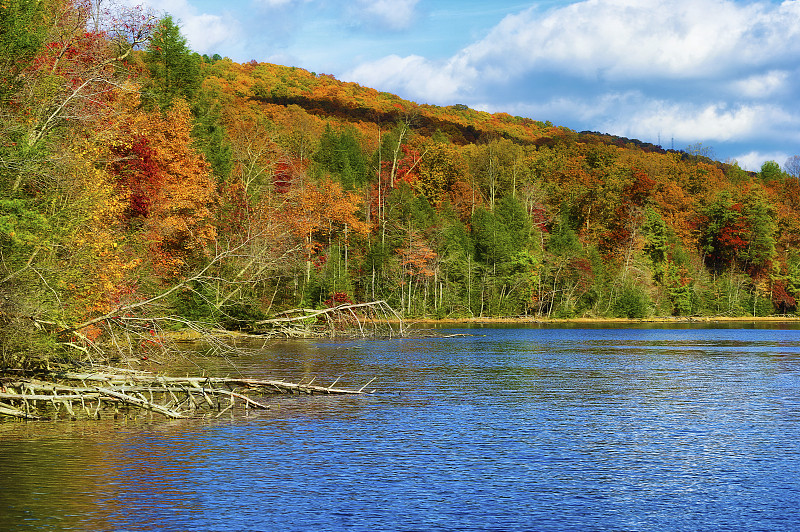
[135, 0, 800, 171]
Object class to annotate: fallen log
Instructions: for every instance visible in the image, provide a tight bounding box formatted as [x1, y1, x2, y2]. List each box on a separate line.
[252, 300, 405, 338]
[0, 401, 41, 420]
[0, 369, 375, 421]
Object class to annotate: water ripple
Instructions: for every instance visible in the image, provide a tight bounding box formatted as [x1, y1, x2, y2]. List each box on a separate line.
[2, 325, 800, 531]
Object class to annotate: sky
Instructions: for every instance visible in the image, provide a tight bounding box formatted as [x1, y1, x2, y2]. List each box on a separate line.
[129, 0, 800, 171]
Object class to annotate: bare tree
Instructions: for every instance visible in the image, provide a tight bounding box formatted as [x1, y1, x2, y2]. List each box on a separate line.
[784, 155, 800, 179]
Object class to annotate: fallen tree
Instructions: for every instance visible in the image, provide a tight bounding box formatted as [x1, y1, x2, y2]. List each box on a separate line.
[252, 300, 405, 338]
[0, 366, 376, 420]
[0, 297, 399, 421]
[1, 232, 404, 421]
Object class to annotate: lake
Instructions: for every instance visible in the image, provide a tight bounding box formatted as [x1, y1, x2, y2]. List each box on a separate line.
[2, 323, 800, 531]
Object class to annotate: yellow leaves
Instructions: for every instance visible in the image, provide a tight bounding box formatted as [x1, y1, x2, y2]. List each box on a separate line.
[286, 177, 371, 249]
[415, 142, 467, 206]
[59, 140, 139, 319]
[150, 254, 185, 278]
[56, 87, 217, 317]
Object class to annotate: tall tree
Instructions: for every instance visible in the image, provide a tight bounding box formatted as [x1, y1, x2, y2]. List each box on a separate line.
[1, 0, 155, 192]
[698, 192, 748, 273]
[144, 15, 200, 110]
[0, 0, 47, 105]
[313, 125, 369, 189]
[759, 160, 784, 182]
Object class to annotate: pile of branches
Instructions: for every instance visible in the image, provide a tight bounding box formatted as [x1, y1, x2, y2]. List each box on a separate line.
[2, 251, 401, 422]
[253, 300, 406, 338]
[0, 366, 376, 421]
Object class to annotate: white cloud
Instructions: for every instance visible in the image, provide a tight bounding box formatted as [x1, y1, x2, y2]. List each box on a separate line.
[342, 0, 800, 163]
[732, 151, 789, 172]
[478, 92, 798, 151]
[614, 102, 771, 143]
[346, 0, 800, 100]
[354, 0, 420, 30]
[454, 0, 800, 82]
[594, 96, 800, 149]
[122, 0, 239, 54]
[484, 93, 631, 126]
[345, 54, 464, 102]
[731, 71, 790, 99]
[181, 13, 239, 54]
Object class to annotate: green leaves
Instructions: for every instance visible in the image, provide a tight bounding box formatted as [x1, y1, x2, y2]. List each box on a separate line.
[0, 0, 47, 105]
[699, 190, 776, 273]
[613, 283, 650, 319]
[0, 198, 50, 248]
[144, 16, 201, 110]
[759, 160, 784, 182]
[739, 191, 777, 270]
[313, 125, 369, 189]
[471, 207, 513, 267]
[642, 207, 668, 266]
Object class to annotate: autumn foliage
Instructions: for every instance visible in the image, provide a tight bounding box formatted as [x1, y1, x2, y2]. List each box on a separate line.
[3, 0, 800, 364]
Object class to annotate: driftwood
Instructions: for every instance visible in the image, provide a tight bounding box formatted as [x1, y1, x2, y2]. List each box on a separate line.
[0, 367, 375, 421]
[253, 300, 405, 338]
[0, 299, 401, 421]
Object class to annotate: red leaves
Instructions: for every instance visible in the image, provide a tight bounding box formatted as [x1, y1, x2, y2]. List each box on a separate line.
[377, 143, 421, 189]
[273, 157, 306, 194]
[324, 292, 352, 307]
[110, 135, 160, 219]
[625, 170, 656, 206]
[530, 205, 549, 233]
[395, 144, 422, 185]
[569, 257, 594, 293]
[771, 280, 796, 313]
[100, 98, 217, 275]
[717, 222, 748, 253]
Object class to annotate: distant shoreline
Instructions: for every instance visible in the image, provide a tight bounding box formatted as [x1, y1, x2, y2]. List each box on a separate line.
[165, 315, 800, 342]
[406, 315, 800, 325]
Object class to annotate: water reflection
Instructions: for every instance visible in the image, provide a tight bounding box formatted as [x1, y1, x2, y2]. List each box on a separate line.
[2, 325, 800, 531]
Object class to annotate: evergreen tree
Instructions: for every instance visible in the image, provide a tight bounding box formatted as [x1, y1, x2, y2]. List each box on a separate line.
[313, 125, 369, 189]
[144, 16, 201, 110]
[496, 195, 531, 251]
[759, 160, 783, 182]
[192, 96, 233, 181]
[0, 0, 46, 105]
[471, 207, 513, 268]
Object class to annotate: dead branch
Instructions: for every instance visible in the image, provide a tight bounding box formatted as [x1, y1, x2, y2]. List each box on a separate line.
[252, 300, 405, 338]
[0, 367, 375, 421]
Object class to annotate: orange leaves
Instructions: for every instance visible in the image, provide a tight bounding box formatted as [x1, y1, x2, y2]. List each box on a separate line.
[102, 93, 217, 272]
[286, 178, 371, 253]
[140, 102, 217, 265]
[383, 143, 422, 188]
[400, 234, 437, 279]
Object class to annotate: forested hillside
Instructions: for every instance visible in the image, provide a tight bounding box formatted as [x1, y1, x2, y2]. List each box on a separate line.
[3, 1, 800, 365]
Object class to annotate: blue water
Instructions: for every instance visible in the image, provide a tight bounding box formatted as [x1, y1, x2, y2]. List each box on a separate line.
[2, 324, 800, 531]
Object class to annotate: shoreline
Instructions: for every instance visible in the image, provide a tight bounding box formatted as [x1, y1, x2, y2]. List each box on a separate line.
[163, 315, 800, 341]
[406, 315, 800, 325]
